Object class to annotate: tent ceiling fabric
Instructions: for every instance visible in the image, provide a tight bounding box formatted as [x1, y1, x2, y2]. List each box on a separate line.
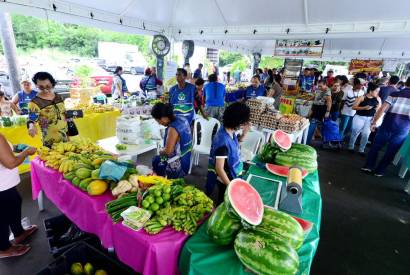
[1, 0, 410, 59]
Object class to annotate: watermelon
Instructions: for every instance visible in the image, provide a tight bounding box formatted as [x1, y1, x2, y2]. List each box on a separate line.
[266, 163, 308, 178]
[256, 207, 304, 249]
[206, 203, 242, 245]
[292, 216, 313, 235]
[224, 178, 264, 226]
[234, 230, 299, 275]
[272, 130, 292, 151]
[274, 143, 318, 173]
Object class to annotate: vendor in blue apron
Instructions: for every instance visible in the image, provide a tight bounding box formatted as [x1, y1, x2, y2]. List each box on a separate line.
[11, 80, 37, 115]
[244, 75, 266, 100]
[206, 102, 251, 204]
[169, 68, 196, 125]
[151, 103, 192, 179]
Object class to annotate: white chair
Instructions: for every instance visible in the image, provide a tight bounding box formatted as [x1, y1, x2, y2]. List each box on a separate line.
[240, 130, 266, 162]
[189, 117, 221, 174]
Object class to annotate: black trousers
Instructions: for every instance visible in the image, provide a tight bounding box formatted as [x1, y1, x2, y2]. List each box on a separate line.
[216, 180, 227, 206]
[0, 187, 24, 250]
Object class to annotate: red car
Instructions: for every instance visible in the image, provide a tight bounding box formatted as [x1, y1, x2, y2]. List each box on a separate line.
[91, 75, 113, 95]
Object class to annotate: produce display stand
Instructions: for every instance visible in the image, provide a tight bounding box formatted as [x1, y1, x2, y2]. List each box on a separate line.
[31, 157, 192, 275]
[0, 110, 120, 174]
[97, 136, 159, 162]
[179, 164, 322, 275]
[225, 89, 246, 103]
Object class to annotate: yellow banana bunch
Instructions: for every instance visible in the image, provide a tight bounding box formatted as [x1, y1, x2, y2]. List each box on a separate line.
[58, 159, 76, 173]
[138, 175, 172, 186]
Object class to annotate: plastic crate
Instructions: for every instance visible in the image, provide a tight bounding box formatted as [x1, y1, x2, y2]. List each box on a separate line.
[36, 241, 135, 275]
[44, 215, 99, 257]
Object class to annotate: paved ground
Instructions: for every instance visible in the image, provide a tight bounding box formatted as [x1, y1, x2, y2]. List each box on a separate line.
[0, 147, 409, 274]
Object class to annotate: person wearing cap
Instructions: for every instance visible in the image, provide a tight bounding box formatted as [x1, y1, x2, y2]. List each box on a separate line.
[11, 80, 37, 115]
[339, 78, 366, 140]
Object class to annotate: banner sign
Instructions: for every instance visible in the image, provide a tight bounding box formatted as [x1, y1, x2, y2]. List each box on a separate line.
[349, 59, 383, 74]
[275, 40, 324, 58]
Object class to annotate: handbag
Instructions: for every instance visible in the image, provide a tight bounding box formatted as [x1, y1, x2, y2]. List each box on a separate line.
[66, 119, 79, 136]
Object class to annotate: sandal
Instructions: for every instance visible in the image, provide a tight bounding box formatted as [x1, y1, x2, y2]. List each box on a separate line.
[0, 244, 31, 258]
[13, 225, 38, 245]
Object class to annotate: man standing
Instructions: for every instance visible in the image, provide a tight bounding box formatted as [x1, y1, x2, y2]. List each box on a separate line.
[193, 63, 203, 79]
[11, 79, 37, 115]
[203, 74, 226, 121]
[362, 77, 410, 177]
[379, 75, 399, 103]
[169, 68, 196, 125]
[324, 70, 335, 86]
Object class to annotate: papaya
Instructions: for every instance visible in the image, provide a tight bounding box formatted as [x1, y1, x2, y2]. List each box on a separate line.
[79, 178, 93, 191]
[91, 169, 100, 179]
[63, 172, 75, 181]
[72, 177, 81, 186]
[75, 168, 92, 179]
[87, 180, 108, 196]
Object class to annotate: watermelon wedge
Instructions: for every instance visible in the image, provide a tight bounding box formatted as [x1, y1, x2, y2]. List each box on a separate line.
[291, 216, 313, 235]
[272, 130, 292, 151]
[266, 163, 308, 178]
[224, 178, 264, 226]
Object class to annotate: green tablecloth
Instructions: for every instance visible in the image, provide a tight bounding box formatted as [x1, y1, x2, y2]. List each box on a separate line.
[179, 165, 322, 275]
[399, 134, 410, 170]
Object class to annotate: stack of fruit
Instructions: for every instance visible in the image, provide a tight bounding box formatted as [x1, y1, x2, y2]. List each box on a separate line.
[206, 178, 310, 275]
[70, 262, 107, 275]
[69, 103, 115, 114]
[38, 138, 116, 196]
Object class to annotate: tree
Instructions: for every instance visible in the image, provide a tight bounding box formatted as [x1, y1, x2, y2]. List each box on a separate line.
[219, 50, 244, 67]
[259, 56, 284, 69]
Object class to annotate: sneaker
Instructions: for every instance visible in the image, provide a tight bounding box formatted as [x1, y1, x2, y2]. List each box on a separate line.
[361, 167, 372, 173]
[374, 173, 384, 177]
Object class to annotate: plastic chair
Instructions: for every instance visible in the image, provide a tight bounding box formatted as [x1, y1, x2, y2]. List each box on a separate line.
[240, 130, 266, 162]
[189, 117, 221, 174]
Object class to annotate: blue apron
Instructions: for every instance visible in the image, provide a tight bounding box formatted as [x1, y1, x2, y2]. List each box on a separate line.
[245, 84, 265, 99]
[169, 82, 195, 124]
[206, 127, 243, 195]
[18, 90, 37, 115]
[152, 116, 192, 179]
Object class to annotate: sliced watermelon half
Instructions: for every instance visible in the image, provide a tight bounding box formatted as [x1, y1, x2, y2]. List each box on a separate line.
[291, 216, 313, 235]
[225, 178, 264, 226]
[266, 163, 308, 178]
[272, 130, 292, 151]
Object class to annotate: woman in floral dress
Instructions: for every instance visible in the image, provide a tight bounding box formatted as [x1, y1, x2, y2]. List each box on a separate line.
[27, 72, 68, 148]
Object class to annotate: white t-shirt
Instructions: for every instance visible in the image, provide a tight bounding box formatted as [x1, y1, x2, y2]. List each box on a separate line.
[341, 88, 365, 116]
[0, 142, 20, 191]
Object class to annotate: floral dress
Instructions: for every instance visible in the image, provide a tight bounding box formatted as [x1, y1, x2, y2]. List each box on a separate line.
[28, 94, 68, 147]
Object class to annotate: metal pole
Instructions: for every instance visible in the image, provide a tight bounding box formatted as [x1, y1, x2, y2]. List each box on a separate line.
[0, 13, 20, 95]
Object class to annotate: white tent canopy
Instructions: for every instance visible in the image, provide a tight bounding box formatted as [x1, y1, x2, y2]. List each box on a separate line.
[2, 0, 410, 59]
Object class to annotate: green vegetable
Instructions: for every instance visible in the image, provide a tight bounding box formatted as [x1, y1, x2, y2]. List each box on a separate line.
[116, 144, 127, 150]
[106, 192, 138, 223]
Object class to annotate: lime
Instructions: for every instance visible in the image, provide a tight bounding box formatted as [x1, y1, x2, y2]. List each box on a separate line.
[156, 197, 164, 205]
[164, 186, 172, 194]
[164, 202, 171, 208]
[70, 263, 83, 275]
[163, 193, 171, 201]
[95, 270, 108, 275]
[147, 196, 155, 204]
[154, 190, 162, 197]
[150, 203, 160, 211]
[84, 263, 94, 275]
[141, 200, 150, 208]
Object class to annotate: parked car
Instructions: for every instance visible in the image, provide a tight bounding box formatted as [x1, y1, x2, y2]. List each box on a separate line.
[91, 75, 113, 96]
[130, 66, 145, 75]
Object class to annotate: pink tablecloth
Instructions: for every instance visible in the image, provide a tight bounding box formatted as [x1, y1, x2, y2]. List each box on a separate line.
[30, 157, 191, 275]
[30, 157, 114, 248]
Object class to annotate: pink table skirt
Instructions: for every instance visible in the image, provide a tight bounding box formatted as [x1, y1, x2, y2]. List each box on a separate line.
[30, 157, 190, 275]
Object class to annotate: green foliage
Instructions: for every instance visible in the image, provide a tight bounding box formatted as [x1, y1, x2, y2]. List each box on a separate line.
[231, 58, 250, 73]
[259, 56, 284, 69]
[219, 50, 244, 67]
[10, 14, 153, 60]
[74, 65, 94, 78]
